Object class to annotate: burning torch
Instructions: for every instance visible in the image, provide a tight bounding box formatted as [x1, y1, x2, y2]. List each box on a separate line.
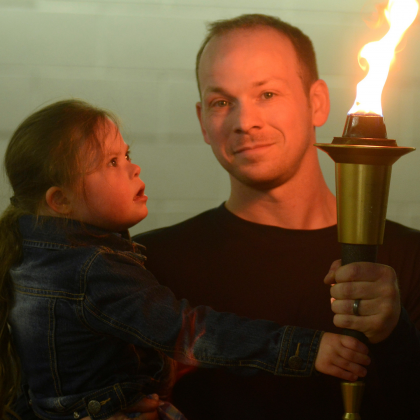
[315, 0, 419, 418]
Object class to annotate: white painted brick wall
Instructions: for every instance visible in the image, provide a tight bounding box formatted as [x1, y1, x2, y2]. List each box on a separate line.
[0, 0, 419, 236]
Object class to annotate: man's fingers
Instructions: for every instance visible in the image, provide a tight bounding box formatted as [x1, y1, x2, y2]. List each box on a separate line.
[324, 259, 342, 284]
[330, 282, 378, 300]
[331, 297, 381, 316]
[328, 260, 401, 344]
[333, 313, 364, 330]
[334, 262, 395, 284]
[333, 309, 401, 344]
[332, 313, 383, 336]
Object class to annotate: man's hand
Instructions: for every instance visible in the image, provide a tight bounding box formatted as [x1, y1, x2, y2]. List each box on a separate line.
[315, 332, 370, 381]
[324, 260, 401, 344]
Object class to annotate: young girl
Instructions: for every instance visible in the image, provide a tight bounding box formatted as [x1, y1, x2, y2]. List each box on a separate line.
[0, 100, 370, 420]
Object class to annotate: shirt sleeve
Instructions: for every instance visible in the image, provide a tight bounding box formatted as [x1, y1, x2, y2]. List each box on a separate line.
[369, 307, 420, 419]
[81, 249, 323, 377]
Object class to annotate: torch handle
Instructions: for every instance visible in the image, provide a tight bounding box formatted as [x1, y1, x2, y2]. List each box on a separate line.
[341, 244, 378, 266]
[340, 243, 378, 347]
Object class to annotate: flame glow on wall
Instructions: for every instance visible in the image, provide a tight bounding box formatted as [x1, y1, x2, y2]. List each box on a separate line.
[348, 0, 419, 116]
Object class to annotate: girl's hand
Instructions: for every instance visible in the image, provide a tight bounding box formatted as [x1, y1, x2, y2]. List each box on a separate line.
[315, 332, 371, 381]
[123, 394, 160, 420]
[81, 395, 160, 420]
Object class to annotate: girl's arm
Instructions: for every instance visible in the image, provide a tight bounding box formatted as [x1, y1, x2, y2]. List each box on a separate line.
[82, 250, 367, 380]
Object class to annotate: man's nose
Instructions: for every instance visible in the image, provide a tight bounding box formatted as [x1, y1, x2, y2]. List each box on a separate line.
[233, 102, 263, 133]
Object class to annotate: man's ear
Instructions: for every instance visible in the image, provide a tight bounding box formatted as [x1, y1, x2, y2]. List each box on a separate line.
[45, 186, 72, 215]
[310, 79, 330, 127]
[196, 101, 211, 145]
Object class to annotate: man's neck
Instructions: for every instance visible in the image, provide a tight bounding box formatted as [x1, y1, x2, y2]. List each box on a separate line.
[225, 170, 337, 230]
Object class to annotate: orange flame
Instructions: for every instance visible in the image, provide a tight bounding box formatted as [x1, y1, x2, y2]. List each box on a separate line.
[349, 0, 419, 116]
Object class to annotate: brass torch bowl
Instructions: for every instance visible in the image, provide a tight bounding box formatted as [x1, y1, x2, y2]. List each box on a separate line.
[315, 143, 414, 244]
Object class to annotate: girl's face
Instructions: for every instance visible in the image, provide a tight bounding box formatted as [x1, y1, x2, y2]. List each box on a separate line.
[70, 120, 148, 231]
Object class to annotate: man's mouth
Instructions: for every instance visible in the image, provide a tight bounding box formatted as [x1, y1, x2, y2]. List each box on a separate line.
[234, 143, 274, 154]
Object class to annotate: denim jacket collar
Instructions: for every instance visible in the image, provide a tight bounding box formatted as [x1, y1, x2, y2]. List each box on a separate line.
[19, 214, 145, 256]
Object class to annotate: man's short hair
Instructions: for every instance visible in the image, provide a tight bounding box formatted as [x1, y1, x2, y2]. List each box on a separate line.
[196, 14, 319, 97]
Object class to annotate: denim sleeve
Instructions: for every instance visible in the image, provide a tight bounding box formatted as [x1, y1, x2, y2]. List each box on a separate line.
[81, 249, 323, 377]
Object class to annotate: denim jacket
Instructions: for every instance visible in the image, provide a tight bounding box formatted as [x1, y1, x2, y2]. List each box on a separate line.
[9, 215, 323, 420]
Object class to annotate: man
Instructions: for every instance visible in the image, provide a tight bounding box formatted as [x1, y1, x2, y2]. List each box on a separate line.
[134, 14, 420, 419]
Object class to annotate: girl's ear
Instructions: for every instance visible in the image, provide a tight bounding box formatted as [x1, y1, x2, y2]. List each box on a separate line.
[45, 186, 72, 215]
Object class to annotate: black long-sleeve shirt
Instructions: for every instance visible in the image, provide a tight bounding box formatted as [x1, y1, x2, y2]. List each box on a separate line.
[134, 204, 420, 420]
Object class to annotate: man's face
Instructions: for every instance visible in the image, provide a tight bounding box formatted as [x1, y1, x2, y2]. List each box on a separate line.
[196, 27, 328, 190]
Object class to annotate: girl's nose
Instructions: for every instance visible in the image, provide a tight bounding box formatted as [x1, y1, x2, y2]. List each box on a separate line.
[132, 163, 141, 178]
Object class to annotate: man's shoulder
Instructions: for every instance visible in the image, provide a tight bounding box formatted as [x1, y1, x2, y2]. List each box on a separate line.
[133, 206, 222, 245]
[384, 219, 420, 243]
[380, 219, 420, 271]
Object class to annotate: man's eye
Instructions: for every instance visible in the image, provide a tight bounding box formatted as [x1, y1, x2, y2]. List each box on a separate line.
[214, 100, 229, 107]
[263, 92, 274, 99]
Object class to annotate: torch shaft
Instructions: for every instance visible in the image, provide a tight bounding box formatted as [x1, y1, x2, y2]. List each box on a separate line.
[341, 243, 377, 347]
[341, 243, 378, 265]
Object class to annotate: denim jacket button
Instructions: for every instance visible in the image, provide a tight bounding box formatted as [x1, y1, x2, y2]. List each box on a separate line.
[88, 400, 102, 415]
[288, 355, 303, 369]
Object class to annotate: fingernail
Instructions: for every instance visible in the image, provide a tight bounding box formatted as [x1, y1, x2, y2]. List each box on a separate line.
[324, 270, 335, 283]
[158, 401, 165, 407]
[148, 394, 159, 401]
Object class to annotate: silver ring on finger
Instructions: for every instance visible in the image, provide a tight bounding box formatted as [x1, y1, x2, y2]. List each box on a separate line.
[353, 299, 361, 316]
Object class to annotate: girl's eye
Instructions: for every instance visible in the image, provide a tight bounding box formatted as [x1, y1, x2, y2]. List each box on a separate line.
[125, 152, 131, 162]
[109, 158, 117, 167]
[263, 92, 274, 99]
